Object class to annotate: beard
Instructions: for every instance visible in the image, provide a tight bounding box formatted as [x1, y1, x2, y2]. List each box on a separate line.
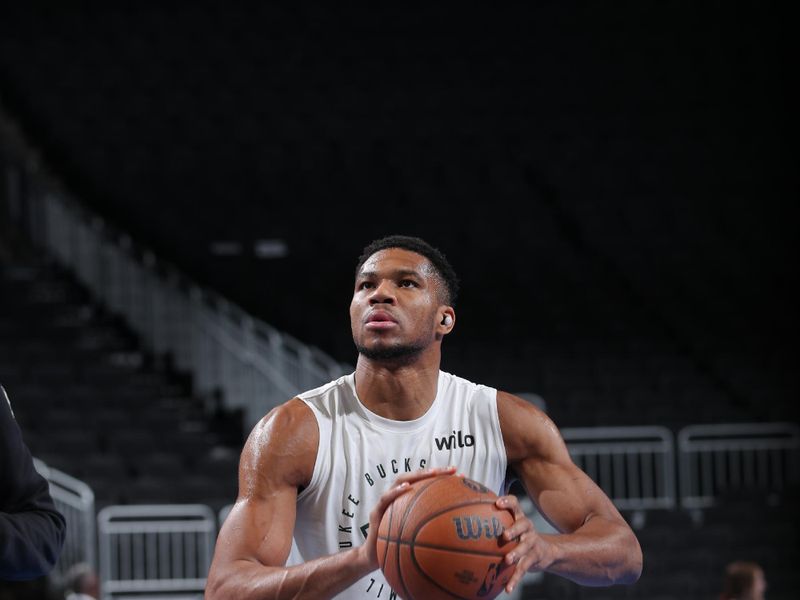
[355, 340, 427, 362]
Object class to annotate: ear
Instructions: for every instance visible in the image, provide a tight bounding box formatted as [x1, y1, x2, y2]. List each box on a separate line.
[437, 307, 455, 336]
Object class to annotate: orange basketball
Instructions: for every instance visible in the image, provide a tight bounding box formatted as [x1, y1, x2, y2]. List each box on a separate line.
[377, 475, 517, 600]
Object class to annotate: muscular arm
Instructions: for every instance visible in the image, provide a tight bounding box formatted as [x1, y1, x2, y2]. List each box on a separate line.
[497, 392, 642, 590]
[205, 398, 449, 600]
[206, 399, 364, 600]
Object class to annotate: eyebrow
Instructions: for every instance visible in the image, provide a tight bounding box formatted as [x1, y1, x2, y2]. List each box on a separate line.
[357, 268, 424, 280]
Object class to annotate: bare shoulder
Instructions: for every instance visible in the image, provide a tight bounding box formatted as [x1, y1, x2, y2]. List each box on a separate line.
[238, 397, 319, 497]
[213, 399, 318, 571]
[496, 390, 569, 465]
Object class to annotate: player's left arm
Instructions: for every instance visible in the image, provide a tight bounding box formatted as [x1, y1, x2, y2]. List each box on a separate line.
[496, 391, 642, 592]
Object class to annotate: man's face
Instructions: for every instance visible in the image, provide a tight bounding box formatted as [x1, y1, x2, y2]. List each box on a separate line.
[350, 248, 445, 361]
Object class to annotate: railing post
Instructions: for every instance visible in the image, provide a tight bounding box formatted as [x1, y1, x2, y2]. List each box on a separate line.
[97, 505, 214, 600]
[562, 426, 676, 510]
[33, 460, 97, 575]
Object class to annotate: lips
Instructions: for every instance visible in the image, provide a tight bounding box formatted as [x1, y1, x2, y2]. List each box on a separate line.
[366, 310, 397, 323]
[365, 310, 398, 329]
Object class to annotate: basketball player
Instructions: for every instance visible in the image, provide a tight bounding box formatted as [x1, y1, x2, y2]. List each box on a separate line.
[206, 235, 642, 599]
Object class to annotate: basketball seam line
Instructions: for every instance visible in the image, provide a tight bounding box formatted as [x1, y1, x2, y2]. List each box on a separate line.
[376, 538, 506, 558]
[408, 503, 505, 600]
[380, 501, 392, 576]
[407, 483, 506, 600]
[396, 476, 442, 600]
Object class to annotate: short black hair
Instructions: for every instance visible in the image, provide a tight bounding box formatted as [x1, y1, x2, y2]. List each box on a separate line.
[356, 235, 459, 306]
[721, 562, 761, 598]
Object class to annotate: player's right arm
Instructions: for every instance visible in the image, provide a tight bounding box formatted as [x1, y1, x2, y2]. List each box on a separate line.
[205, 398, 449, 600]
[205, 398, 362, 599]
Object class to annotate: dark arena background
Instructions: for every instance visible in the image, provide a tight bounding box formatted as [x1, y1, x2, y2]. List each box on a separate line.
[0, 2, 796, 599]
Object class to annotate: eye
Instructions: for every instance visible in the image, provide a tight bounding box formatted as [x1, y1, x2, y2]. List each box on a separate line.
[399, 279, 418, 288]
[358, 281, 374, 290]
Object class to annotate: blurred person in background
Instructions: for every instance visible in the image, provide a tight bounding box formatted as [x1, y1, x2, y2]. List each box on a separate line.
[720, 561, 767, 600]
[62, 563, 99, 600]
[1, 385, 65, 581]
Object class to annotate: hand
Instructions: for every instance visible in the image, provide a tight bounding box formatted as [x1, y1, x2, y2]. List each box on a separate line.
[496, 494, 552, 594]
[358, 466, 457, 569]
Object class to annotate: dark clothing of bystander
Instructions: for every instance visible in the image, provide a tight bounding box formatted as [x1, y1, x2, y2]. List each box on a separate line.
[0, 385, 65, 580]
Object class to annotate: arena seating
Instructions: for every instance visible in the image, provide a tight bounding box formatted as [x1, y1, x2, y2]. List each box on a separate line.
[0, 3, 793, 433]
[0, 254, 241, 511]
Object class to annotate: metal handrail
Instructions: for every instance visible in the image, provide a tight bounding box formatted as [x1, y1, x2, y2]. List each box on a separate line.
[34, 190, 351, 428]
[97, 504, 216, 600]
[33, 458, 97, 573]
[562, 426, 676, 510]
[678, 421, 800, 508]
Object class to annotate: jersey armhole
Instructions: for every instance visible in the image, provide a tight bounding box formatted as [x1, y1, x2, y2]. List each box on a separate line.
[296, 399, 327, 503]
[490, 389, 511, 495]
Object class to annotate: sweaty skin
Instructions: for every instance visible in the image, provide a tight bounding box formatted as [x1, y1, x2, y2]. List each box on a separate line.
[206, 396, 456, 599]
[205, 248, 642, 599]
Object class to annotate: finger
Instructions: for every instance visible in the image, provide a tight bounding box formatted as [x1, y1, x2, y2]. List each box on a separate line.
[496, 496, 534, 542]
[504, 532, 535, 565]
[505, 566, 523, 594]
[503, 548, 523, 593]
[383, 480, 412, 501]
[505, 532, 538, 566]
[505, 561, 525, 594]
[373, 482, 412, 515]
[496, 495, 524, 519]
[504, 518, 535, 544]
[506, 552, 538, 593]
[376, 467, 456, 518]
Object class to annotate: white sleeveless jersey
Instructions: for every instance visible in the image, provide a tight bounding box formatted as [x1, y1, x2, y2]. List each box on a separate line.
[289, 370, 508, 600]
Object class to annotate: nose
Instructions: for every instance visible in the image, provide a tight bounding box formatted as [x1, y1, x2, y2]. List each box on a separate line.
[369, 279, 396, 304]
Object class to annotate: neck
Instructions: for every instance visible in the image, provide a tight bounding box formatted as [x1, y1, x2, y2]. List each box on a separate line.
[354, 345, 441, 421]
